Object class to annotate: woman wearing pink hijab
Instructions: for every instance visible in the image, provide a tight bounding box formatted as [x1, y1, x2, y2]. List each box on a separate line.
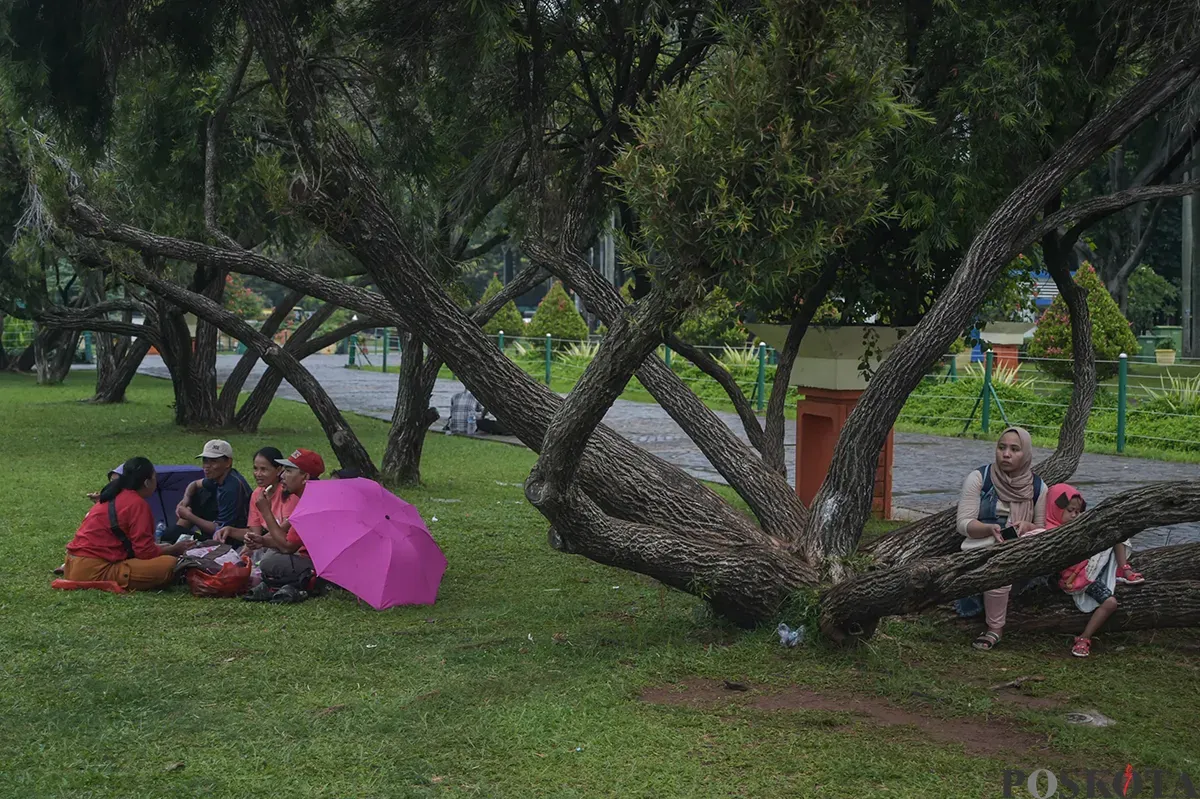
[955, 427, 1047, 650]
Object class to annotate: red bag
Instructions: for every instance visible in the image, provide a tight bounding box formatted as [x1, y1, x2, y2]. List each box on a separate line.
[186, 556, 251, 598]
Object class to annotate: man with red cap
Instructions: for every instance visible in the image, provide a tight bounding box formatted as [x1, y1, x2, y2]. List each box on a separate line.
[243, 448, 325, 603]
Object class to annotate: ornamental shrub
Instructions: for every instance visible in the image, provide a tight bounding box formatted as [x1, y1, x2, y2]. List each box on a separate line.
[478, 276, 525, 336]
[1027, 263, 1138, 381]
[527, 281, 589, 342]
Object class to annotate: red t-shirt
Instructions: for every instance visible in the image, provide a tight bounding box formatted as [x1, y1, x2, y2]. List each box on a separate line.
[67, 489, 159, 562]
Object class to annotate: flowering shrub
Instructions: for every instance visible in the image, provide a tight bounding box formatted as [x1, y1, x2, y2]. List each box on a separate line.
[223, 274, 267, 320]
[1027, 263, 1137, 381]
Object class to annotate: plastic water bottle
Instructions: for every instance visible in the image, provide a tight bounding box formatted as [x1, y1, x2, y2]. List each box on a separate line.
[154, 521, 167, 541]
[776, 622, 805, 648]
[466, 412, 477, 436]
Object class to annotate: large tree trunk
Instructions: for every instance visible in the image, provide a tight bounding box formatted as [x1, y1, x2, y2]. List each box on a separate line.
[89, 336, 151, 403]
[152, 264, 226, 427]
[382, 331, 441, 485]
[126, 261, 380, 477]
[33, 324, 78, 385]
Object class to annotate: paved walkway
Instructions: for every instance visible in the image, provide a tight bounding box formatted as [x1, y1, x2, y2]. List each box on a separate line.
[135, 354, 1198, 548]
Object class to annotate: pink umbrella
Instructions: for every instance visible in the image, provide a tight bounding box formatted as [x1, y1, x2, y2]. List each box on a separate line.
[288, 478, 446, 609]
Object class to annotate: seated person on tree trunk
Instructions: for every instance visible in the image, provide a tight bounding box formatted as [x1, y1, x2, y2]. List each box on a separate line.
[242, 448, 324, 604]
[444, 389, 507, 436]
[160, 440, 252, 545]
[955, 426, 1046, 652]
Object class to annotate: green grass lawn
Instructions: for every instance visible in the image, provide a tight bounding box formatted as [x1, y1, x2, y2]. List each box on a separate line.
[3, 373, 1199, 798]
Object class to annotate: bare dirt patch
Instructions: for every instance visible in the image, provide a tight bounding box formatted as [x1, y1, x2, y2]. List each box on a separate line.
[640, 678, 1049, 758]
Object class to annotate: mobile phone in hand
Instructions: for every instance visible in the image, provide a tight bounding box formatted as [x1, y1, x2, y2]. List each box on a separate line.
[999, 525, 1020, 541]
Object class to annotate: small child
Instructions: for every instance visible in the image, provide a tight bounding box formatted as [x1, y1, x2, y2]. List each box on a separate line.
[1048, 484, 1145, 658]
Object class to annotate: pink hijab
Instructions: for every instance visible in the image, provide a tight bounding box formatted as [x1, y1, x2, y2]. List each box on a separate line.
[992, 426, 1036, 526]
[1044, 483, 1085, 530]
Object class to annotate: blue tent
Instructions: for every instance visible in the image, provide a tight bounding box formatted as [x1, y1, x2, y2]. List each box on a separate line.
[111, 463, 205, 528]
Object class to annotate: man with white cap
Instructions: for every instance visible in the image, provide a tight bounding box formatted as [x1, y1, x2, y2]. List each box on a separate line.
[160, 439, 252, 544]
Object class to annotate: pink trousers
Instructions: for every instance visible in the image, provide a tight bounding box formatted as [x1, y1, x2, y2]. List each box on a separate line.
[984, 584, 1012, 632]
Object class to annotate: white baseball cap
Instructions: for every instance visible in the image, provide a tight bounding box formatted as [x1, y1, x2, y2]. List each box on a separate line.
[196, 439, 234, 460]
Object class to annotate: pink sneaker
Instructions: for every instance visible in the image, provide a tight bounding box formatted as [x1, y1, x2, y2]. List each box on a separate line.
[1071, 637, 1092, 658]
[1116, 564, 1145, 585]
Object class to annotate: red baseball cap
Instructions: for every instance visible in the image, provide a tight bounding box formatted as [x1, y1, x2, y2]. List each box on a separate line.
[276, 448, 325, 478]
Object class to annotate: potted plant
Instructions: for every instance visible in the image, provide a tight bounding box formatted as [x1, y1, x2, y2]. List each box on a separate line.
[1155, 337, 1177, 366]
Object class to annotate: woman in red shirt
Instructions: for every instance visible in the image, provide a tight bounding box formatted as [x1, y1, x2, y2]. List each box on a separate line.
[65, 457, 195, 590]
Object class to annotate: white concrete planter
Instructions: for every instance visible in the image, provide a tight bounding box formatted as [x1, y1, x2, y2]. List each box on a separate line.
[746, 324, 910, 391]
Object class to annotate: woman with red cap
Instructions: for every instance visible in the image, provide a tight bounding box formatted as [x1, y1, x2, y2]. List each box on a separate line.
[243, 448, 325, 603]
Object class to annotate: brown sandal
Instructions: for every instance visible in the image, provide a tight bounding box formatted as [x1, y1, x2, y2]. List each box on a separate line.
[973, 630, 1001, 651]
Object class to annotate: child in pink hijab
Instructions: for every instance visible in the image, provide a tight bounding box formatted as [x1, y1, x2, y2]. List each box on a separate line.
[1049, 484, 1145, 658]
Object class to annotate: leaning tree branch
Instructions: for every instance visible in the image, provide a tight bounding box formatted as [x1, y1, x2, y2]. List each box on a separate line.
[664, 333, 766, 452]
[120, 259, 379, 477]
[1112, 198, 1165, 290]
[1033, 180, 1200, 251]
[804, 40, 1200, 567]
[762, 257, 841, 476]
[820, 481, 1200, 643]
[1002, 581, 1200, 635]
[524, 239, 811, 540]
[205, 37, 255, 249]
[527, 287, 680, 514]
[216, 286, 303, 420]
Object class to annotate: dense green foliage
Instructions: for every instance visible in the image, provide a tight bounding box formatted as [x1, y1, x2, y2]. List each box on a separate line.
[526, 281, 588, 342]
[611, 1, 913, 314]
[222, 273, 267, 320]
[675, 288, 747, 349]
[479, 275, 525, 337]
[1027, 264, 1139, 380]
[1127, 265, 1179, 334]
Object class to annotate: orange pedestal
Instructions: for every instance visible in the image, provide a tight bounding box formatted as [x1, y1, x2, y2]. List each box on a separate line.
[796, 388, 894, 519]
[991, 344, 1019, 371]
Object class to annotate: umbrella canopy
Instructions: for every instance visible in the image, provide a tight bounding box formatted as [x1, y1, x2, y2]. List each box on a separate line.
[288, 478, 446, 609]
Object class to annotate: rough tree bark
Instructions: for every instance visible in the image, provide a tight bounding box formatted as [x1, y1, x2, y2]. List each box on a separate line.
[525, 240, 812, 541]
[760, 258, 841, 476]
[121, 260, 379, 477]
[909, 543, 1200, 636]
[381, 329, 440, 485]
[804, 44, 1200, 569]
[33, 324, 79, 385]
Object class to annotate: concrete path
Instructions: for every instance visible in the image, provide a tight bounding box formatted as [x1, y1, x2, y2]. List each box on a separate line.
[135, 354, 1198, 548]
